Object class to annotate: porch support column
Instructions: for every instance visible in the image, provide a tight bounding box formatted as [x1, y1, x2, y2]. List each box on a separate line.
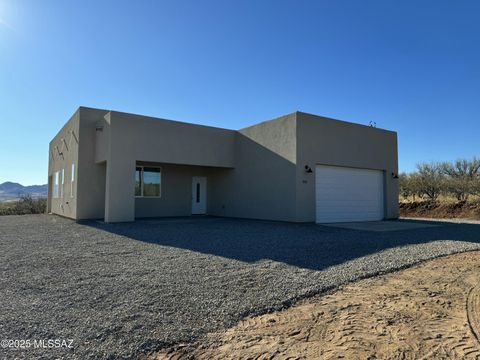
[104, 158, 135, 222]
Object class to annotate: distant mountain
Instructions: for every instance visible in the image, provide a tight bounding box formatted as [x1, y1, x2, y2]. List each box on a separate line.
[0, 182, 48, 202]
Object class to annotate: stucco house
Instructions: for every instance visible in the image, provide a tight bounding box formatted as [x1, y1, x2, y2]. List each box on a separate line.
[48, 107, 399, 223]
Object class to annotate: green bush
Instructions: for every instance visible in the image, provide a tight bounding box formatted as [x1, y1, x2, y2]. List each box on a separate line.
[0, 195, 47, 216]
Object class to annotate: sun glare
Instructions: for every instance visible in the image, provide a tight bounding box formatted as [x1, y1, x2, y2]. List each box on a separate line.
[0, 0, 13, 31]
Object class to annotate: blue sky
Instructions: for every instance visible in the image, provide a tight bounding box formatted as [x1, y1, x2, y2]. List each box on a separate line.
[0, 0, 479, 185]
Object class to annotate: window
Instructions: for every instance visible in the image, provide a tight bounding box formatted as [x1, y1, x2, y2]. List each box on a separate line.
[71, 163, 75, 198]
[143, 167, 161, 196]
[53, 171, 59, 198]
[135, 166, 161, 197]
[60, 169, 64, 198]
[135, 167, 142, 196]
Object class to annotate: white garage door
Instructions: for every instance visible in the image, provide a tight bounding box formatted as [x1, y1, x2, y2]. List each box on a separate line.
[315, 165, 384, 223]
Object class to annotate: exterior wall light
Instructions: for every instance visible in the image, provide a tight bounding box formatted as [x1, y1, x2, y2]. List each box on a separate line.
[392, 172, 399, 179]
[305, 165, 313, 173]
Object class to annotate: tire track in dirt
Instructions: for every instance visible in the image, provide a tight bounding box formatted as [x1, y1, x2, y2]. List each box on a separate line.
[467, 285, 480, 344]
[145, 252, 480, 360]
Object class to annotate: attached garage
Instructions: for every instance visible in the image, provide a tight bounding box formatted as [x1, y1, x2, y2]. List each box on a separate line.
[315, 165, 385, 223]
[49, 108, 398, 222]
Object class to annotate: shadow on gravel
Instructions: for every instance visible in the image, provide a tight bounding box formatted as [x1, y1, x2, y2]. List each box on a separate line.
[85, 217, 480, 271]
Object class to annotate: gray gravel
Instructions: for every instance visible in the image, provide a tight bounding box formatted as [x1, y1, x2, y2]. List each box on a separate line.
[1, 215, 480, 359]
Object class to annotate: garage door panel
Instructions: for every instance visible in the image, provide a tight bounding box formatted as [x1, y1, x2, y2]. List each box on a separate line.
[317, 200, 382, 207]
[315, 165, 384, 223]
[317, 195, 381, 202]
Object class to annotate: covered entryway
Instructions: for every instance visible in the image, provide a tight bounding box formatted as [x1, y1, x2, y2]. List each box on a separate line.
[315, 165, 384, 223]
[133, 163, 215, 219]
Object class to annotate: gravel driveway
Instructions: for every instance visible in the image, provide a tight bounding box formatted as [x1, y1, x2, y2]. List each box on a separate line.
[1, 215, 480, 359]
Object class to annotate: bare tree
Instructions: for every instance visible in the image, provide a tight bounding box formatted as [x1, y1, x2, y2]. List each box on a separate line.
[399, 173, 411, 200]
[399, 172, 422, 201]
[416, 162, 444, 202]
[440, 158, 480, 201]
[399, 157, 480, 204]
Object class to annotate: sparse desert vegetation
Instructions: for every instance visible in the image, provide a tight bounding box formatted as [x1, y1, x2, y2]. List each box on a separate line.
[0, 195, 47, 216]
[400, 158, 480, 220]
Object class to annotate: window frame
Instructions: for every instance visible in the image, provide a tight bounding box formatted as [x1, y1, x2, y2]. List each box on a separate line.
[53, 171, 59, 198]
[60, 168, 64, 198]
[135, 166, 162, 198]
[70, 163, 75, 198]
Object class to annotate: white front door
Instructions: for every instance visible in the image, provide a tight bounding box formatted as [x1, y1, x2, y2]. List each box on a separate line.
[191, 176, 207, 214]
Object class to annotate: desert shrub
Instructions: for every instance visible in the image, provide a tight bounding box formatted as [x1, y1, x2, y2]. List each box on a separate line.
[400, 157, 480, 203]
[399, 173, 409, 199]
[473, 177, 480, 196]
[415, 162, 444, 202]
[440, 158, 480, 201]
[0, 195, 47, 216]
[399, 172, 423, 201]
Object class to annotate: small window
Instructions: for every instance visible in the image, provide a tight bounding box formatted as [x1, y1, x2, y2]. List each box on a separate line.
[135, 166, 161, 197]
[71, 163, 75, 198]
[53, 171, 59, 198]
[60, 169, 64, 198]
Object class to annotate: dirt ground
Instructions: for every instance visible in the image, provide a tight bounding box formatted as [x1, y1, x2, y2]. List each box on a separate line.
[147, 251, 480, 360]
[400, 200, 480, 220]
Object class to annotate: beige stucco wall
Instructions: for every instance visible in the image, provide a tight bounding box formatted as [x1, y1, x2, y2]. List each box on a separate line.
[48, 109, 80, 219]
[100, 111, 236, 222]
[48, 107, 398, 223]
[295, 112, 399, 221]
[48, 107, 109, 220]
[104, 111, 236, 167]
[208, 113, 298, 221]
[76, 108, 110, 219]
